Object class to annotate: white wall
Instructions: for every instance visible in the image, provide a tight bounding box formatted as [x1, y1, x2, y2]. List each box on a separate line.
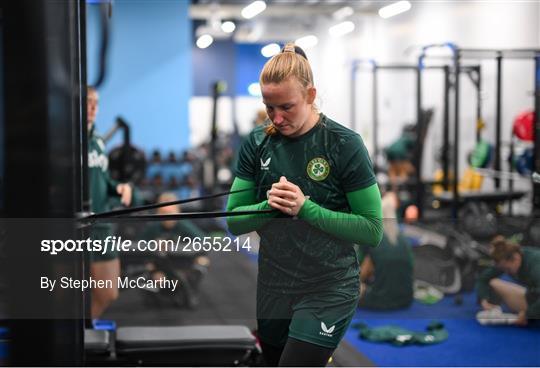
[189, 96, 264, 146]
[235, 96, 267, 135]
[189, 97, 233, 147]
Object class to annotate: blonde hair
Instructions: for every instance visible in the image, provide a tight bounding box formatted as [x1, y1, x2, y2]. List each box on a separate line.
[490, 235, 521, 263]
[259, 42, 315, 135]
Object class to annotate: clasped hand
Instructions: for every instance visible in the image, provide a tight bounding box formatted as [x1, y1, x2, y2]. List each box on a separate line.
[266, 176, 306, 216]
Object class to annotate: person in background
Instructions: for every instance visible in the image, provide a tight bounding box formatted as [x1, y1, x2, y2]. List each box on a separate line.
[137, 192, 210, 302]
[477, 236, 540, 326]
[87, 86, 133, 318]
[384, 124, 416, 188]
[141, 192, 209, 266]
[358, 191, 414, 310]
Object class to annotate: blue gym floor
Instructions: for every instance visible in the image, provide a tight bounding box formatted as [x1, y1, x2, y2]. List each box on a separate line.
[239, 247, 540, 366]
[346, 291, 540, 367]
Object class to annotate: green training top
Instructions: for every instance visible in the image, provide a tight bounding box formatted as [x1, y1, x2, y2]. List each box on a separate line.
[476, 247, 540, 319]
[358, 233, 414, 310]
[227, 114, 382, 294]
[88, 126, 121, 244]
[88, 126, 119, 214]
[384, 135, 415, 161]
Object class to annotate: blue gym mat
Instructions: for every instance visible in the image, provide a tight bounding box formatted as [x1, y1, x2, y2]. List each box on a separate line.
[346, 292, 540, 366]
[238, 247, 540, 366]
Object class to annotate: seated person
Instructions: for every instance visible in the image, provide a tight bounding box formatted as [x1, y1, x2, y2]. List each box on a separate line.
[477, 236, 540, 326]
[384, 125, 416, 188]
[143, 192, 206, 239]
[141, 192, 210, 277]
[358, 191, 414, 310]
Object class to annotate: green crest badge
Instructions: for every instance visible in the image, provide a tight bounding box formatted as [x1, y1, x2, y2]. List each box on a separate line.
[307, 157, 330, 181]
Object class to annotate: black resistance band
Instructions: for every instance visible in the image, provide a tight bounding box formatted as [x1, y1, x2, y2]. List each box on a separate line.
[81, 184, 274, 222]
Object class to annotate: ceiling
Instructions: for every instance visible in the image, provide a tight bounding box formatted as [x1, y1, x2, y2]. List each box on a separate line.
[190, 0, 390, 43]
[190, 0, 384, 20]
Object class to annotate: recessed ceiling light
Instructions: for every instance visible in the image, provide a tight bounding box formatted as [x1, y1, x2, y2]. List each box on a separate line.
[378, 1, 412, 19]
[295, 35, 318, 50]
[333, 6, 354, 20]
[221, 21, 236, 33]
[329, 21, 355, 37]
[241, 1, 267, 19]
[196, 34, 213, 49]
[248, 83, 262, 97]
[261, 43, 281, 58]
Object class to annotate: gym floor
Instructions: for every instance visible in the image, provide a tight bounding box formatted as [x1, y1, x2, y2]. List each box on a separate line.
[104, 250, 375, 367]
[103, 245, 540, 367]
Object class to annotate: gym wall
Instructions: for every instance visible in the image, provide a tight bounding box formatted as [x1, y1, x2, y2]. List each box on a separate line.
[86, 0, 192, 153]
[311, 1, 538, 206]
[190, 41, 272, 147]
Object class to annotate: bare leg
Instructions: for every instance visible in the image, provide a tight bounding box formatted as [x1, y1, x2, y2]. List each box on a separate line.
[90, 258, 120, 319]
[489, 278, 527, 313]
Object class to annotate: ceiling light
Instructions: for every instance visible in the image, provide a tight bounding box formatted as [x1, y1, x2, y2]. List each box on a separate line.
[241, 1, 267, 19]
[261, 43, 281, 58]
[248, 83, 262, 97]
[378, 1, 412, 19]
[196, 34, 213, 49]
[329, 21, 355, 37]
[295, 35, 318, 50]
[332, 6, 354, 20]
[221, 21, 236, 33]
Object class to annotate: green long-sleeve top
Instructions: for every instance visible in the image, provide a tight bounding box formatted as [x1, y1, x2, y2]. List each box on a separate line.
[226, 115, 382, 293]
[476, 247, 540, 319]
[226, 177, 383, 246]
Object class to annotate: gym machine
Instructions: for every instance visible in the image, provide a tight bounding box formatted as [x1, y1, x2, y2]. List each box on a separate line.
[418, 44, 538, 222]
[351, 60, 483, 218]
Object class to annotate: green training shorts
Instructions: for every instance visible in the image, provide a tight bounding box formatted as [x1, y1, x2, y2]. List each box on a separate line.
[257, 288, 359, 349]
[88, 225, 118, 262]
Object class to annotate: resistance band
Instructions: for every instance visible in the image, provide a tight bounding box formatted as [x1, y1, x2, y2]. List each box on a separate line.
[80, 184, 274, 222]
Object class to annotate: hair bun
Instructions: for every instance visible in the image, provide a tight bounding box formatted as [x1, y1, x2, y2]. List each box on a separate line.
[283, 43, 296, 53]
[281, 43, 308, 60]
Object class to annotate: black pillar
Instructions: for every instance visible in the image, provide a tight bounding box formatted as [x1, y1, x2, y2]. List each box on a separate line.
[533, 56, 540, 215]
[452, 52, 461, 220]
[373, 66, 379, 173]
[442, 66, 450, 191]
[3, 0, 85, 365]
[494, 54, 503, 190]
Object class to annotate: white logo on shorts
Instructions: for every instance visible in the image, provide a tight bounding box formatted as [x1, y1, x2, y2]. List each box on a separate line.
[319, 321, 335, 337]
